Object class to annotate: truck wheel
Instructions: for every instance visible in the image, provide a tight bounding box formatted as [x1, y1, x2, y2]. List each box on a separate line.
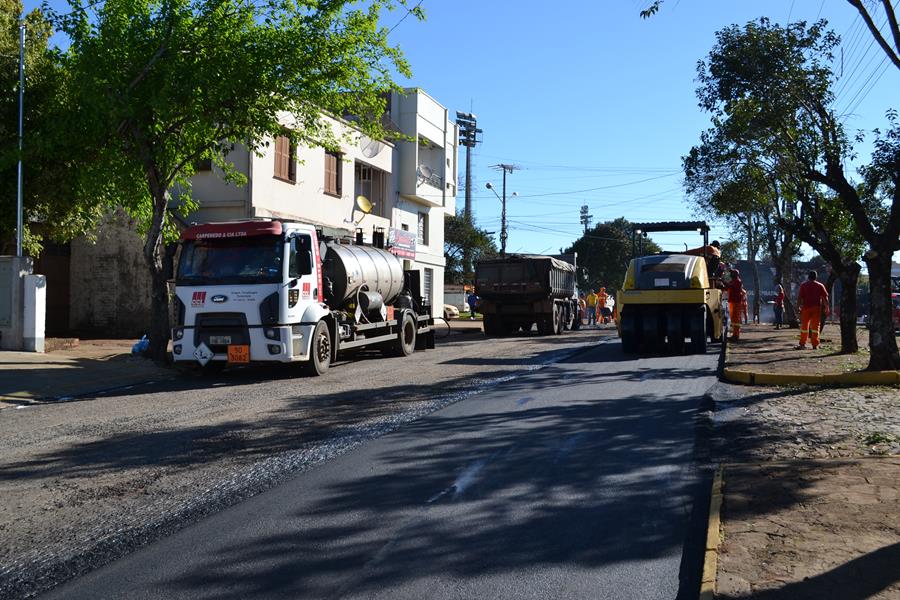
[483, 315, 499, 336]
[690, 309, 707, 354]
[304, 320, 332, 376]
[393, 313, 417, 356]
[537, 316, 553, 336]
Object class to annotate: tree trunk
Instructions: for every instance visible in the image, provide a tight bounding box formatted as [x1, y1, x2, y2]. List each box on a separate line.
[779, 253, 799, 327]
[143, 186, 172, 365]
[836, 265, 860, 354]
[864, 250, 900, 370]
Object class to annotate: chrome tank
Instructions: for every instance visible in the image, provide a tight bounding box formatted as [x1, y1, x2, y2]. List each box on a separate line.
[323, 243, 405, 306]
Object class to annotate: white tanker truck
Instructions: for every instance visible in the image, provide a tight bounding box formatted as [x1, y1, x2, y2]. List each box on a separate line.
[171, 219, 434, 375]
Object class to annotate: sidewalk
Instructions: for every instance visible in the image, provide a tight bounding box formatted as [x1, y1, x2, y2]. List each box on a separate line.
[0, 340, 171, 408]
[710, 323, 900, 599]
[723, 323, 900, 384]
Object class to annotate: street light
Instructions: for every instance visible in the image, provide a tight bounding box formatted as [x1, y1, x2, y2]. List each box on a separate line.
[485, 182, 517, 256]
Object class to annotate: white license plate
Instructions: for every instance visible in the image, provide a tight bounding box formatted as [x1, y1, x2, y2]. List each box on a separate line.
[654, 278, 670, 287]
[209, 335, 232, 345]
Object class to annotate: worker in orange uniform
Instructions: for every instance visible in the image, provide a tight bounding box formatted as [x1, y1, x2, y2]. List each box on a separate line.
[796, 270, 829, 349]
[725, 268, 744, 341]
[597, 287, 609, 324]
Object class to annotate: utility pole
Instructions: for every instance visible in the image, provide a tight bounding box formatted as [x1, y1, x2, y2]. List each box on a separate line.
[579, 204, 592, 233]
[455, 112, 482, 278]
[16, 22, 25, 257]
[490, 164, 517, 256]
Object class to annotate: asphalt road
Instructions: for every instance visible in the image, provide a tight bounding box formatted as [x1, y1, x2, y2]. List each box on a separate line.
[42, 339, 718, 600]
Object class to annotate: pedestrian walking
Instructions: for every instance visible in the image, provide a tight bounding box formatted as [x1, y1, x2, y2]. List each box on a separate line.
[796, 270, 829, 349]
[585, 289, 598, 326]
[773, 284, 785, 329]
[467, 291, 479, 320]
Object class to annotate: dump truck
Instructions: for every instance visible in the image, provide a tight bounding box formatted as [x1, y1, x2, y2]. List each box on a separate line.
[475, 254, 580, 335]
[172, 219, 434, 375]
[616, 221, 725, 354]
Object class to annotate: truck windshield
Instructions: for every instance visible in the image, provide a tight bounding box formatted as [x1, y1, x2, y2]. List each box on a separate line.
[177, 235, 283, 284]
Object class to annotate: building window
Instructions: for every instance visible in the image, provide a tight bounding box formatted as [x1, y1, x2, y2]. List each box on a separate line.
[274, 134, 296, 183]
[355, 163, 387, 217]
[417, 212, 428, 246]
[424, 268, 434, 308]
[324, 151, 342, 196]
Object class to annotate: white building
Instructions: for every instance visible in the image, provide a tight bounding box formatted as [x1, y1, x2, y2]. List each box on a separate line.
[185, 88, 458, 315]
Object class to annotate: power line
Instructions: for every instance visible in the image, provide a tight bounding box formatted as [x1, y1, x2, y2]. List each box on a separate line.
[515, 172, 680, 199]
[388, 0, 424, 34]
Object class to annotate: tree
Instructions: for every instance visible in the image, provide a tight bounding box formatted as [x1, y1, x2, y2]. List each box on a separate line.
[695, 19, 898, 368]
[444, 213, 497, 284]
[564, 218, 660, 294]
[0, 0, 99, 254]
[52, 0, 419, 363]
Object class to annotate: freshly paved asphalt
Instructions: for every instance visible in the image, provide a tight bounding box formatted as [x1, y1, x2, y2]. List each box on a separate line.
[43, 339, 718, 600]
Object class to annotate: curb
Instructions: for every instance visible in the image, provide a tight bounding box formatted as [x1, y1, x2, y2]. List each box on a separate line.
[721, 338, 900, 386]
[722, 367, 900, 386]
[700, 465, 724, 600]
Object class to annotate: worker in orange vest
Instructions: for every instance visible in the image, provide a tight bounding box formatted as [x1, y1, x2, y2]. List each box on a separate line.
[597, 287, 609, 324]
[726, 268, 744, 341]
[796, 270, 829, 349]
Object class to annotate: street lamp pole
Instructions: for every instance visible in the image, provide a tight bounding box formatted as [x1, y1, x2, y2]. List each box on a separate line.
[16, 22, 25, 258]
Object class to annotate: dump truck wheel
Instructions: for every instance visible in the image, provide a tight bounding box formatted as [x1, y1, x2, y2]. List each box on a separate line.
[666, 310, 684, 354]
[537, 315, 554, 335]
[483, 315, 500, 336]
[690, 309, 707, 353]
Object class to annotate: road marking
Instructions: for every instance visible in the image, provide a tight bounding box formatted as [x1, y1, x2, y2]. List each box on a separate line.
[516, 396, 534, 406]
[427, 448, 507, 504]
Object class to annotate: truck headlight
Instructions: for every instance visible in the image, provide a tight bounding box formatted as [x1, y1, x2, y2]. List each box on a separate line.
[173, 328, 184, 340]
[264, 328, 280, 341]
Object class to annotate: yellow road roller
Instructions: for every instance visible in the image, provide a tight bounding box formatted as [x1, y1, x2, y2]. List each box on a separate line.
[616, 221, 725, 354]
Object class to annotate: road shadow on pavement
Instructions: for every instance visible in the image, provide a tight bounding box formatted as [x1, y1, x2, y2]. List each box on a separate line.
[139, 361, 737, 599]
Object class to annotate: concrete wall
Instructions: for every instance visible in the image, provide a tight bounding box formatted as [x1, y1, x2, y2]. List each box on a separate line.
[69, 212, 154, 338]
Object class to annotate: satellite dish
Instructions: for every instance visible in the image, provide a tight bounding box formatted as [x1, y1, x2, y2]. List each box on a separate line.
[356, 195, 373, 214]
[416, 164, 433, 180]
[354, 195, 374, 225]
[359, 136, 383, 158]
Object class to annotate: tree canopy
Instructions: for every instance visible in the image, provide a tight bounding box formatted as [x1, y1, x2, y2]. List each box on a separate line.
[564, 217, 660, 293]
[1, 0, 100, 254]
[444, 213, 497, 284]
[51, 0, 420, 361]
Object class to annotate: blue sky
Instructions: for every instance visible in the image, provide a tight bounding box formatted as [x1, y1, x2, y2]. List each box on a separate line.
[384, 0, 899, 258]
[24, 0, 898, 260]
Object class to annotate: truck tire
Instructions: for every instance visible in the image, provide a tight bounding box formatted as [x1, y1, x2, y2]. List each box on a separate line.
[393, 313, 417, 356]
[483, 315, 501, 336]
[304, 320, 332, 376]
[537, 315, 554, 336]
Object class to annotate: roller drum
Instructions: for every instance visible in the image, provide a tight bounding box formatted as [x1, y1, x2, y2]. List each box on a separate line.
[324, 243, 405, 306]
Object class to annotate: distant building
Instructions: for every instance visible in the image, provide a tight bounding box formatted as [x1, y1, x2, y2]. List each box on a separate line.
[36, 88, 457, 337]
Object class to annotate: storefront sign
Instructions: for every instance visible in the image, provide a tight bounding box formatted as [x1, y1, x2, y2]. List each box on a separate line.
[388, 228, 417, 260]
